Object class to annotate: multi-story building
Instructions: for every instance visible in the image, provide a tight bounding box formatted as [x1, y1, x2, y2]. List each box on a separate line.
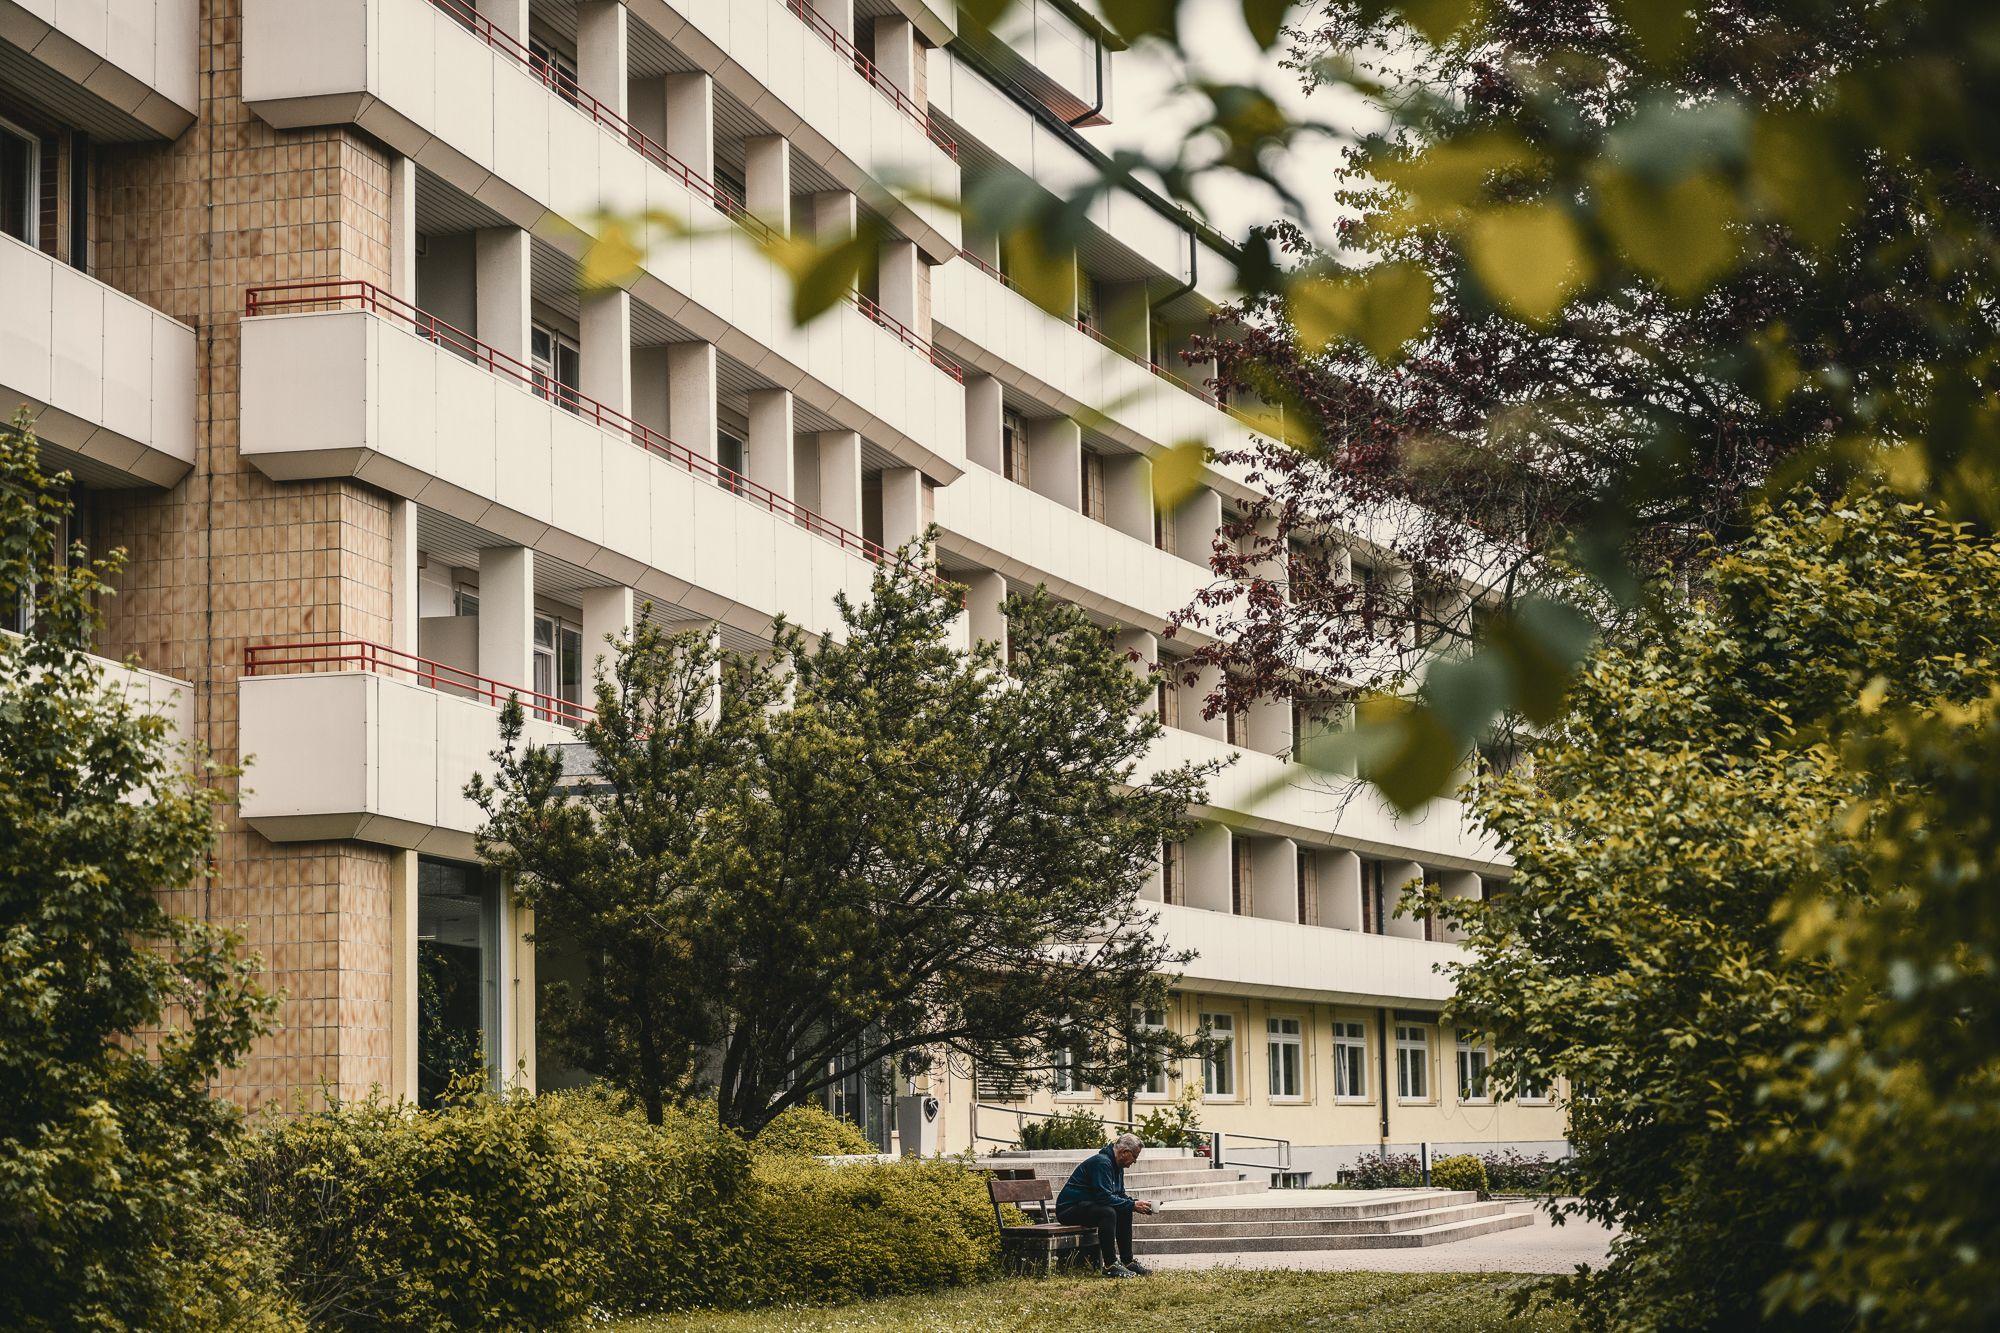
[2, 0, 1563, 1176]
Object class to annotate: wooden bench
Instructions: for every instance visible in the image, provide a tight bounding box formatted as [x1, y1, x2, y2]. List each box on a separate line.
[988, 1177, 1100, 1276]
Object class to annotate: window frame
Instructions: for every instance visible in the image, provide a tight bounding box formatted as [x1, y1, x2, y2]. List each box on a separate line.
[1395, 1023, 1432, 1103]
[1455, 1031, 1493, 1105]
[1332, 1020, 1370, 1102]
[1132, 1005, 1170, 1100]
[1200, 1010, 1237, 1100]
[1265, 1015, 1305, 1102]
[0, 114, 39, 248]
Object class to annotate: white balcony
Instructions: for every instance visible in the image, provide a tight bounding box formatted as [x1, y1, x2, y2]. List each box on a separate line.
[238, 660, 575, 858]
[1151, 902, 1462, 1005]
[0, 234, 195, 487]
[1146, 726, 1504, 869]
[238, 301, 881, 639]
[0, 0, 197, 139]
[239, 0, 965, 479]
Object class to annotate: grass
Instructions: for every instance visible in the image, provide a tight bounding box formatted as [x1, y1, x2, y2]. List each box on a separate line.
[612, 1270, 1577, 1332]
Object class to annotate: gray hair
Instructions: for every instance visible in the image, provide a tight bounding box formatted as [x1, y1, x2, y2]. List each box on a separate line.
[1113, 1133, 1143, 1154]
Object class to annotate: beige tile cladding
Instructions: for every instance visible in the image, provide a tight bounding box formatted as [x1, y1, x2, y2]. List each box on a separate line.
[89, 0, 398, 1112]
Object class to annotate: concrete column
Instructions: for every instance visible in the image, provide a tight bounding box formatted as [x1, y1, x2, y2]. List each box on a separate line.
[1180, 661, 1228, 742]
[477, 545, 536, 693]
[879, 237, 925, 335]
[810, 190, 858, 246]
[388, 155, 418, 304]
[389, 497, 418, 653]
[747, 388, 796, 499]
[1247, 693, 1293, 756]
[962, 568, 1009, 658]
[1322, 848, 1364, 931]
[667, 341, 718, 461]
[1184, 823, 1234, 915]
[1099, 279, 1152, 358]
[1026, 416, 1083, 510]
[815, 430, 864, 533]
[872, 17, 919, 96]
[389, 849, 418, 1103]
[477, 0, 529, 44]
[1439, 870, 1481, 944]
[475, 227, 531, 367]
[880, 467, 926, 555]
[632, 346, 670, 437]
[1175, 485, 1224, 566]
[818, 0, 855, 40]
[580, 584, 636, 689]
[665, 71, 714, 181]
[744, 135, 792, 235]
[1250, 836, 1301, 924]
[966, 374, 1004, 473]
[579, 289, 632, 415]
[1115, 628, 1157, 713]
[577, 1, 629, 116]
[1105, 452, 1153, 542]
[1383, 860, 1427, 940]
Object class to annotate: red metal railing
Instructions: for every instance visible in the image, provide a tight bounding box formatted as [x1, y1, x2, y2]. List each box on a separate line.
[854, 291, 963, 381]
[244, 637, 594, 728]
[243, 279, 903, 568]
[781, 0, 958, 159]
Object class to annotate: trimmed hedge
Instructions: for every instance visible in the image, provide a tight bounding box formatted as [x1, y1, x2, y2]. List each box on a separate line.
[1430, 1154, 1489, 1197]
[751, 1102, 880, 1157]
[229, 1090, 999, 1328]
[1018, 1107, 1107, 1150]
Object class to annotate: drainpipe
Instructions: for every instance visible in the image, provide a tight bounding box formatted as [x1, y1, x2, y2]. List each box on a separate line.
[1065, 33, 1105, 126]
[1377, 1006, 1392, 1145]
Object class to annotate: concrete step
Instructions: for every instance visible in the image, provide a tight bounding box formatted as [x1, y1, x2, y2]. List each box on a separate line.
[1140, 1179, 1275, 1203]
[1136, 1190, 1476, 1225]
[1138, 1201, 1511, 1240]
[1132, 1207, 1535, 1255]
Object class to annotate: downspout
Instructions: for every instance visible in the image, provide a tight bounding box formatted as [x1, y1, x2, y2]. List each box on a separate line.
[1377, 1007, 1392, 1145]
[1065, 32, 1105, 126]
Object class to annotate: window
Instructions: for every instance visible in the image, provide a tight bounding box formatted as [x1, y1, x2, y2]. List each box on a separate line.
[1361, 860, 1386, 934]
[1160, 839, 1185, 906]
[1266, 1016, 1304, 1100]
[1395, 1024, 1430, 1101]
[1456, 1033, 1492, 1104]
[1156, 675, 1181, 728]
[1201, 1012, 1235, 1097]
[528, 36, 580, 105]
[1519, 1067, 1553, 1104]
[717, 430, 747, 494]
[417, 857, 502, 1105]
[1226, 705, 1247, 748]
[1133, 1006, 1168, 1097]
[1230, 839, 1251, 916]
[1080, 448, 1105, 522]
[531, 324, 581, 412]
[1002, 410, 1029, 485]
[1333, 1021, 1369, 1100]
[0, 117, 36, 246]
[452, 585, 480, 619]
[532, 613, 583, 720]
[1153, 497, 1176, 553]
[1297, 848, 1318, 926]
[1052, 1030, 1088, 1096]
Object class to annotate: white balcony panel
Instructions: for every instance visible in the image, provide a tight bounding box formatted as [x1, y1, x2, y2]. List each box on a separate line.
[636, 0, 958, 260]
[239, 670, 575, 859]
[933, 463, 1209, 639]
[0, 234, 195, 487]
[0, 0, 197, 138]
[240, 0, 964, 482]
[1151, 902, 1462, 1005]
[933, 259, 1264, 500]
[238, 309, 879, 640]
[1145, 726, 1504, 871]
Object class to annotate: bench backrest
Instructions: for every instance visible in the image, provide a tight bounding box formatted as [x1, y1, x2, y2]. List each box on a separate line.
[989, 1175, 1056, 1227]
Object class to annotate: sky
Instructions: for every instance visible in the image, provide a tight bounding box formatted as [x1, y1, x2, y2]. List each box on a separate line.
[1074, 0, 1388, 254]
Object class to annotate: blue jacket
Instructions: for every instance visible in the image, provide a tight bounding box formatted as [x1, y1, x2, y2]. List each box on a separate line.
[1057, 1144, 1135, 1214]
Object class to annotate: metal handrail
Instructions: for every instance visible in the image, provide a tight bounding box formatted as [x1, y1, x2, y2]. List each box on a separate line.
[780, 0, 958, 159]
[242, 279, 925, 574]
[244, 636, 593, 728]
[853, 291, 964, 381]
[973, 1102, 1146, 1148]
[1209, 1129, 1292, 1173]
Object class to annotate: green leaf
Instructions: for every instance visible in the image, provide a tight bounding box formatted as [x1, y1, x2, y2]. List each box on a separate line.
[1750, 113, 1859, 250]
[766, 231, 878, 324]
[1595, 167, 1741, 299]
[1465, 203, 1591, 324]
[1485, 598, 1598, 724]
[1243, 0, 1291, 49]
[1151, 440, 1210, 512]
[1356, 694, 1463, 812]
[1288, 262, 1435, 362]
[1394, 0, 1485, 46]
[1101, 0, 1178, 43]
[1612, 0, 1695, 67]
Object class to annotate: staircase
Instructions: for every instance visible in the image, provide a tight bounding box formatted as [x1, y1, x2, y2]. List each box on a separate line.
[1133, 1189, 1534, 1254]
[975, 1147, 1271, 1205]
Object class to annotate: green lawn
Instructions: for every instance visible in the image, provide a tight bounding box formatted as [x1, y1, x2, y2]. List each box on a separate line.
[613, 1271, 1576, 1332]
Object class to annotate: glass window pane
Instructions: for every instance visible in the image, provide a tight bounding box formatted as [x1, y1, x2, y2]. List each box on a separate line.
[416, 857, 500, 1106]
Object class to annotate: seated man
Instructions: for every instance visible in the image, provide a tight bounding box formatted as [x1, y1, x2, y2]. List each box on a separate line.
[1054, 1132, 1156, 1277]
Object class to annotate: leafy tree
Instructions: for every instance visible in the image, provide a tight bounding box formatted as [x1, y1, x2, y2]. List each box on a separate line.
[0, 414, 279, 1329]
[472, 552, 1215, 1133]
[1424, 491, 2000, 1330]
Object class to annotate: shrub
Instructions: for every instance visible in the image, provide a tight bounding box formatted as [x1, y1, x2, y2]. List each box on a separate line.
[1431, 1154, 1489, 1197]
[1136, 1085, 1204, 1149]
[1018, 1108, 1107, 1150]
[1340, 1152, 1423, 1189]
[741, 1156, 999, 1306]
[751, 1102, 878, 1157]
[1480, 1149, 1561, 1194]
[230, 1090, 601, 1331]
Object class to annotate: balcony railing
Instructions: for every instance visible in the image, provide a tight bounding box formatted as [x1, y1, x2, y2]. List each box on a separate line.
[244, 637, 594, 728]
[780, 0, 958, 159]
[853, 291, 963, 382]
[242, 279, 904, 569]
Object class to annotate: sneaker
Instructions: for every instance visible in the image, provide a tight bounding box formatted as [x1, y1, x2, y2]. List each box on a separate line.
[1099, 1263, 1137, 1278]
[1122, 1260, 1154, 1276]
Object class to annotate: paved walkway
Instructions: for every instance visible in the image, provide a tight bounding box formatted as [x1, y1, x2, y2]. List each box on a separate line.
[1145, 1202, 1619, 1275]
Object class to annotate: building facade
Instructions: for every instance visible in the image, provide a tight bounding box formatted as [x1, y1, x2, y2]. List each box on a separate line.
[2, 0, 1563, 1174]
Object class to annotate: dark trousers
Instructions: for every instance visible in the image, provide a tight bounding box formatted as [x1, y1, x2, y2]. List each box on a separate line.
[1056, 1202, 1134, 1266]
